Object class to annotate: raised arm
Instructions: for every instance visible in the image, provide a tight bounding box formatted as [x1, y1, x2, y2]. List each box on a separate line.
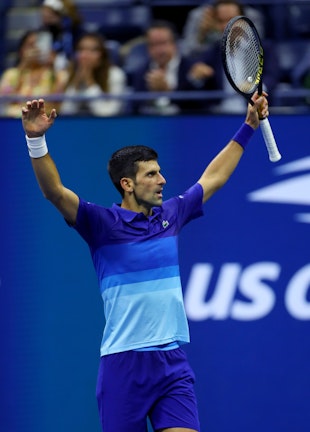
[198, 92, 269, 203]
[22, 99, 79, 225]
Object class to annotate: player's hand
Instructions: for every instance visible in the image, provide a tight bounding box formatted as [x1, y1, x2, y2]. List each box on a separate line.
[245, 91, 269, 129]
[21, 99, 57, 138]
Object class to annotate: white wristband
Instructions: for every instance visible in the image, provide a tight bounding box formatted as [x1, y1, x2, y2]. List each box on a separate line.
[26, 134, 48, 158]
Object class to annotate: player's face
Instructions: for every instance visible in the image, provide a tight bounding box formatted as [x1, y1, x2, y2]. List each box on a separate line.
[132, 160, 166, 211]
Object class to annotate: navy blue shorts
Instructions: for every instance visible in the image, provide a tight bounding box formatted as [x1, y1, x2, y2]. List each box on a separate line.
[96, 347, 200, 432]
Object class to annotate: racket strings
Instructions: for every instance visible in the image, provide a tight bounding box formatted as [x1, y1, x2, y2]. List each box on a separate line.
[225, 20, 262, 94]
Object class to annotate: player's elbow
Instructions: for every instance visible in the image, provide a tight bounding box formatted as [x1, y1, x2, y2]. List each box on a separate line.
[41, 184, 64, 205]
[200, 175, 228, 202]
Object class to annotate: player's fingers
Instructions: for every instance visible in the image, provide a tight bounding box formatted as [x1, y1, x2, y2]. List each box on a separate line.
[49, 108, 57, 120]
[261, 104, 269, 118]
[22, 101, 33, 115]
[27, 99, 44, 109]
[31, 99, 39, 108]
[252, 90, 268, 102]
[21, 107, 28, 117]
[255, 97, 269, 119]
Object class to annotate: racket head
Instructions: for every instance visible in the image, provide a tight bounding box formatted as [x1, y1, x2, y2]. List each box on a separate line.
[222, 15, 264, 101]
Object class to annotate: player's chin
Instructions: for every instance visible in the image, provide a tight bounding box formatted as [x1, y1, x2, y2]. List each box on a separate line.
[153, 195, 163, 206]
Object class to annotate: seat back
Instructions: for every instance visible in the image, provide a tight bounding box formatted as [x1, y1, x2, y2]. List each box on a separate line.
[289, 4, 310, 38]
[123, 39, 148, 78]
[276, 40, 309, 84]
[80, 5, 152, 43]
[3, 7, 41, 68]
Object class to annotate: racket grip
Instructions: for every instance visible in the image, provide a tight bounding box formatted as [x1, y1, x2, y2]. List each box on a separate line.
[259, 118, 281, 162]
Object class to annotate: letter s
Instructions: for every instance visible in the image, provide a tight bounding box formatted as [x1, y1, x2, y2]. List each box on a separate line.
[231, 262, 279, 320]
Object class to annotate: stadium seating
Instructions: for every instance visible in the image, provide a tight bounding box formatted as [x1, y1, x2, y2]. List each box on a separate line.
[79, 4, 152, 43]
[288, 3, 310, 38]
[2, 0, 310, 112]
[4, 6, 41, 68]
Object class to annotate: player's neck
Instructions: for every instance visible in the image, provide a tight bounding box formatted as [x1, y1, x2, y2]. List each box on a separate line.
[121, 199, 152, 217]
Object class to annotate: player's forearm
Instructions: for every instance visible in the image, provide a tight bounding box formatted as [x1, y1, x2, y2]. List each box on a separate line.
[31, 153, 79, 225]
[199, 121, 256, 202]
[26, 134, 63, 202]
[198, 140, 243, 202]
[31, 153, 64, 203]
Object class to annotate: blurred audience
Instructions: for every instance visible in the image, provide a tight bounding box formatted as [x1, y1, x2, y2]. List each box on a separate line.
[40, 0, 83, 70]
[290, 45, 310, 105]
[292, 46, 310, 88]
[0, 30, 68, 117]
[188, 0, 279, 113]
[129, 20, 216, 115]
[60, 31, 126, 116]
[0, 1, 296, 115]
[182, 0, 265, 58]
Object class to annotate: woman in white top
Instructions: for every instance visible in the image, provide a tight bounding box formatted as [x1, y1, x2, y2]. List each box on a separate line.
[60, 31, 126, 116]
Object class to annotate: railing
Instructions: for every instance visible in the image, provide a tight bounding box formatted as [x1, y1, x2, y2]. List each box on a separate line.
[1, 88, 310, 116]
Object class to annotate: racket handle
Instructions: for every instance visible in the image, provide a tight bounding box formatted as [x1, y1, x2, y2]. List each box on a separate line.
[259, 118, 281, 162]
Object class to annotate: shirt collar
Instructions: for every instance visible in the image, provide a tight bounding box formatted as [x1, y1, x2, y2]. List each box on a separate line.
[112, 203, 162, 222]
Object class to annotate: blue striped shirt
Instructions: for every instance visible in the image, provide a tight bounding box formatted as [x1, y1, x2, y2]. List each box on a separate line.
[73, 183, 203, 356]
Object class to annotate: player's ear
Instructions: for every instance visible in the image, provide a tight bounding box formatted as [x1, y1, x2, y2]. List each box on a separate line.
[120, 177, 134, 193]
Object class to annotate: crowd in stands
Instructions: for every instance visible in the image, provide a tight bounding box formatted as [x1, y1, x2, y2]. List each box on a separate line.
[1, 0, 310, 117]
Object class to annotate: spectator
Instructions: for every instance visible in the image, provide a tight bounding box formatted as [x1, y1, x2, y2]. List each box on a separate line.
[189, 0, 278, 113]
[182, 0, 265, 58]
[40, 0, 83, 70]
[0, 30, 68, 117]
[60, 32, 126, 117]
[129, 20, 215, 115]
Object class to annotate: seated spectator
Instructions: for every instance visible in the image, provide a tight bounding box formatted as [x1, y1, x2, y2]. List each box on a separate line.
[189, 0, 278, 113]
[60, 32, 126, 116]
[40, 0, 83, 70]
[0, 30, 68, 117]
[182, 0, 265, 58]
[129, 20, 216, 115]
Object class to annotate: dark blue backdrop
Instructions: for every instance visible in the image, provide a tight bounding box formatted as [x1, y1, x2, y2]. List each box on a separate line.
[1, 114, 309, 432]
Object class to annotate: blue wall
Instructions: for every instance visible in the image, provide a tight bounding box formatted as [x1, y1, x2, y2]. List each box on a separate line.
[1, 114, 310, 432]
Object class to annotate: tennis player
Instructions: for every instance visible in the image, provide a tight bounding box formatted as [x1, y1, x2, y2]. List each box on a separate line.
[21, 91, 268, 432]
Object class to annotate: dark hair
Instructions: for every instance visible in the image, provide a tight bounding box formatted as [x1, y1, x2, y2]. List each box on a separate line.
[16, 30, 37, 65]
[18, 30, 36, 50]
[146, 20, 178, 41]
[108, 145, 158, 197]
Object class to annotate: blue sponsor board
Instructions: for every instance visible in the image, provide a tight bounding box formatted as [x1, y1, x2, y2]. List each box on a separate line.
[1, 114, 309, 432]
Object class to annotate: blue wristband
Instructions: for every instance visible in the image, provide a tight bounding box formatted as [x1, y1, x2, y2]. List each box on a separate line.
[232, 123, 255, 150]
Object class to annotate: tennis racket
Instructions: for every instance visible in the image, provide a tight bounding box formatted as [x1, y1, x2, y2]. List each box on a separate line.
[222, 15, 281, 162]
